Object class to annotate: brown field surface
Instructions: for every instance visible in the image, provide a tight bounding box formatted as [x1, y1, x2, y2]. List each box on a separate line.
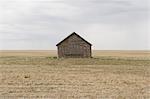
[0, 50, 150, 99]
[0, 50, 150, 57]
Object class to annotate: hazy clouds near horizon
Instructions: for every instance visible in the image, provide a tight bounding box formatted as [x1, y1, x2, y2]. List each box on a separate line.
[0, 0, 149, 50]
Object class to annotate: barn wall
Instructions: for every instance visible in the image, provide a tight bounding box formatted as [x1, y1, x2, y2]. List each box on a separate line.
[57, 34, 91, 58]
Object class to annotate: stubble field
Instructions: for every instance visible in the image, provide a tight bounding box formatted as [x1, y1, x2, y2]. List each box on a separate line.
[0, 50, 150, 99]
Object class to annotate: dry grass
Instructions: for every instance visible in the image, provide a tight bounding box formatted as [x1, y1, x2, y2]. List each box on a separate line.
[0, 50, 57, 57]
[93, 50, 150, 58]
[0, 50, 150, 99]
[0, 50, 150, 57]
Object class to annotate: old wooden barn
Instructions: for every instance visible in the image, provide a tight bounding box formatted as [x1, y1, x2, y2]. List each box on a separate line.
[56, 32, 92, 58]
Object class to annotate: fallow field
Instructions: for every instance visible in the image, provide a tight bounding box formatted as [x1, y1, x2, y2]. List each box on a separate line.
[0, 50, 150, 99]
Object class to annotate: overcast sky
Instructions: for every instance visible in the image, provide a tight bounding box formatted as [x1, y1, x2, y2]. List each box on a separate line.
[0, 0, 149, 50]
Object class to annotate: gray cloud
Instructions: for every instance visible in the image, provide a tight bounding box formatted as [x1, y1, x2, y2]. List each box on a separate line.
[0, 0, 149, 50]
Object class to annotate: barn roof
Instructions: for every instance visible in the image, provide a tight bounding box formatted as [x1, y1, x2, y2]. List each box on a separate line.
[56, 32, 92, 46]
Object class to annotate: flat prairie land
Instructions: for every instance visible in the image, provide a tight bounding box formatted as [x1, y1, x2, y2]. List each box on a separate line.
[0, 50, 150, 99]
[0, 50, 150, 57]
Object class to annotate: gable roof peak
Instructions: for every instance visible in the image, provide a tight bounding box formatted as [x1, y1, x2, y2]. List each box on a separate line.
[71, 32, 77, 35]
[56, 32, 92, 46]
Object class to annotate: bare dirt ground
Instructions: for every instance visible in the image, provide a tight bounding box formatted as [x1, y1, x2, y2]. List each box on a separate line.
[0, 50, 150, 99]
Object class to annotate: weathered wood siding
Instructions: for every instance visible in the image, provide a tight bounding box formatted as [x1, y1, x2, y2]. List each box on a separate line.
[57, 34, 91, 58]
